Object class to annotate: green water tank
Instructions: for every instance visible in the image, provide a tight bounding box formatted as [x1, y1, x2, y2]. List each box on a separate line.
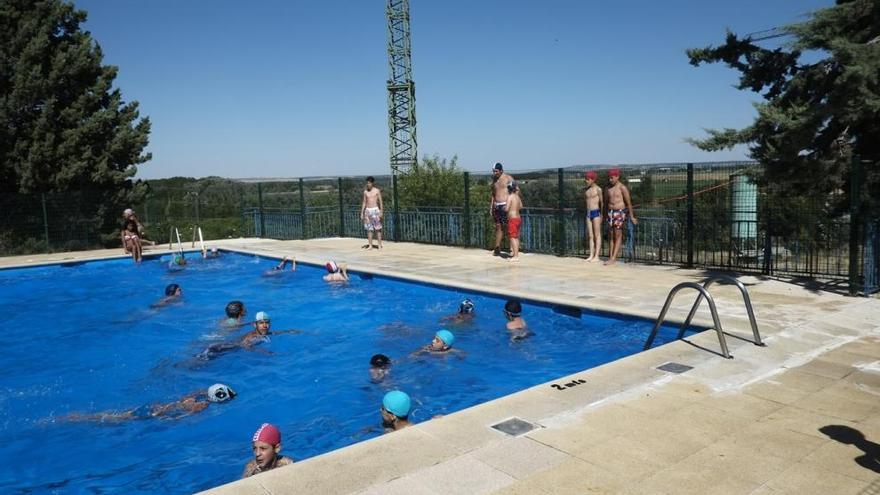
[730, 174, 757, 240]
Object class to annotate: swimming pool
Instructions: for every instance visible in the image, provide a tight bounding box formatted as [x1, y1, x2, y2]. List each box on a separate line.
[0, 252, 695, 493]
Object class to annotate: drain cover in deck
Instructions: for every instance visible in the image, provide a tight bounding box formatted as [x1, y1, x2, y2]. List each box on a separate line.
[657, 362, 693, 374]
[490, 417, 539, 436]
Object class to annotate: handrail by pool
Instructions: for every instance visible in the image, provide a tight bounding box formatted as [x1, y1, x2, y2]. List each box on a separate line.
[643, 282, 732, 359]
[676, 274, 764, 347]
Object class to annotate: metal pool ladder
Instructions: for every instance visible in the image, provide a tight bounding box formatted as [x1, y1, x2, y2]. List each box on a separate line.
[643, 274, 765, 359]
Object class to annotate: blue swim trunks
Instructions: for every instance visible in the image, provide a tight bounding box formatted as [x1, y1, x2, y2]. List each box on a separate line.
[587, 209, 601, 220]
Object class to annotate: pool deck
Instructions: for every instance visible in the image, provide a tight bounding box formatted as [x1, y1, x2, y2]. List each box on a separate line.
[5, 239, 880, 494]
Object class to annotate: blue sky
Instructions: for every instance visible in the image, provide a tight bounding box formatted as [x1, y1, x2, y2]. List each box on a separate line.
[75, 0, 832, 179]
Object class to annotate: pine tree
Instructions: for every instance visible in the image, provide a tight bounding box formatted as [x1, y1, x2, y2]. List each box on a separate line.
[0, 0, 151, 244]
[686, 0, 879, 212]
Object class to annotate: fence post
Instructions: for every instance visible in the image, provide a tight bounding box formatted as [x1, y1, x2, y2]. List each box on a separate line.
[337, 177, 345, 237]
[849, 154, 862, 296]
[686, 163, 694, 268]
[762, 203, 772, 276]
[463, 172, 471, 248]
[393, 174, 400, 242]
[257, 183, 265, 237]
[194, 192, 201, 227]
[41, 193, 50, 253]
[299, 178, 306, 239]
[238, 185, 245, 237]
[557, 168, 565, 256]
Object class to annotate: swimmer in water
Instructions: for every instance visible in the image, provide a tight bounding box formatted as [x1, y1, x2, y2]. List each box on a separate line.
[200, 311, 299, 360]
[169, 252, 187, 268]
[369, 353, 392, 382]
[220, 300, 248, 329]
[380, 390, 412, 433]
[264, 256, 296, 276]
[504, 300, 533, 340]
[57, 383, 236, 422]
[151, 284, 183, 308]
[322, 260, 349, 282]
[242, 423, 295, 478]
[411, 330, 462, 357]
[440, 298, 476, 325]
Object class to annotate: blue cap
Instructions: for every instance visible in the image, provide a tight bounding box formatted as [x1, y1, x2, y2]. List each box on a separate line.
[255, 311, 270, 322]
[382, 390, 411, 417]
[436, 330, 455, 347]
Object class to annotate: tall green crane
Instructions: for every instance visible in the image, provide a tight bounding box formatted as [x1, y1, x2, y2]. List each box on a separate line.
[386, 0, 417, 174]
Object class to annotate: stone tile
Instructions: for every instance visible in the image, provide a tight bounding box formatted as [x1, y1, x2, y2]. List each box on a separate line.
[636, 462, 762, 495]
[504, 458, 628, 495]
[820, 348, 880, 367]
[471, 437, 571, 480]
[801, 438, 880, 483]
[790, 358, 855, 380]
[567, 437, 669, 483]
[764, 461, 869, 495]
[399, 455, 516, 495]
[660, 401, 752, 441]
[700, 389, 786, 420]
[744, 370, 837, 405]
[486, 482, 551, 495]
[198, 477, 270, 495]
[791, 385, 878, 422]
[353, 476, 436, 495]
[759, 404, 860, 440]
[256, 427, 457, 495]
[678, 440, 799, 485]
[728, 422, 826, 461]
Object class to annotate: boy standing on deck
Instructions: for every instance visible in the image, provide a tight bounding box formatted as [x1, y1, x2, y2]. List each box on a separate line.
[360, 176, 384, 249]
[584, 171, 603, 262]
[604, 169, 637, 266]
[504, 181, 523, 262]
[490, 162, 515, 256]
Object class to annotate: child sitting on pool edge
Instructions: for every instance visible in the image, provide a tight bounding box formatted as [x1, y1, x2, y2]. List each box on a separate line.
[242, 423, 294, 478]
[380, 390, 412, 433]
[323, 260, 349, 282]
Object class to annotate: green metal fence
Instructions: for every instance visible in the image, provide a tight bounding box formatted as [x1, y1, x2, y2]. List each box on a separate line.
[0, 161, 876, 295]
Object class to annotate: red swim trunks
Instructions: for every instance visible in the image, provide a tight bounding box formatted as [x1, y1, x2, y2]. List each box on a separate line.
[507, 217, 522, 239]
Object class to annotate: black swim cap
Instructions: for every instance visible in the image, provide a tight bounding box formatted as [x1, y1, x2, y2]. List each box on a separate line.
[225, 300, 244, 318]
[370, 354, 391, 368]
[165, 284, 180, 296]
[504, 300, 522, 316]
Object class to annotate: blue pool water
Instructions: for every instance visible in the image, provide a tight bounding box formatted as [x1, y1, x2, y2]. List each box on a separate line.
[0, 252, 693, 494]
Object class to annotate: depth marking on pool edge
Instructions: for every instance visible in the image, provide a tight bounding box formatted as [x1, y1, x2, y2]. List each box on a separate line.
[550, 378, 587, 391]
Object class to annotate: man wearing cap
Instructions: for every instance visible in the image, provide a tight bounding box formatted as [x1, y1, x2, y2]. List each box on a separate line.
[584, 171, 603, 262]
[242, 423, 294, 478]
[381, 390, 413, 432]
[604, 169, 637, 265]
[490, 162, 515, 256]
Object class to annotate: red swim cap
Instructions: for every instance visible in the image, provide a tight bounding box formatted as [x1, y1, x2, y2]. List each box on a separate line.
[325, 261, 339, 273]
[608, 168, 620, 177]
[585, 171, 597, 181]
[253, 423, 281, 445]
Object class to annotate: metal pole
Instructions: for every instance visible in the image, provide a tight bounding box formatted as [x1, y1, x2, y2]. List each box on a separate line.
[849, 155, 862, 296]
[338, 177, 345, 237]
[194, 192, 201, 227]
[299, 178, 306, 240]
[686, 163, 694, 268]
[257, 182, 265, 237]
[393, 174, 400, 242]
[238, 185, 245, 237]
[557, 168, 565, 256]
[41, 193, 50, 252]
[463, 172, 471, 247]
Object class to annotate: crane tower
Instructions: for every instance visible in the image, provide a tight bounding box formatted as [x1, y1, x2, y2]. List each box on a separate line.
[386, 0, 417, 174]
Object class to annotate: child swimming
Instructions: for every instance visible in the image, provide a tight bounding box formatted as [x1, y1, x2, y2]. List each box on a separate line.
[440, 299, 476, 325]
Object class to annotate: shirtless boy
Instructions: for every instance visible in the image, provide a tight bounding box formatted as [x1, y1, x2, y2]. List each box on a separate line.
[584, 171, 603, 262]
[504, 181, 523, 262]
[490, 162, 515, 256]
[323, 260, 349, 282]
[605, 169, 637, 265]
[242, 423, 294, 478]
[361, 176, 384, 249]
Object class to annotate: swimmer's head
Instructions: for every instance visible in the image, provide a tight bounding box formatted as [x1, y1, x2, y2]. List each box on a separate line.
[507, 180, 518, 193]
[504, 300, 522, 318]
[211, 247, 218, 254]
[325, 261, 339, 274]
[123, 208, 134, 217]
[370, 354, 391, 368]
[164, 283, 181, 296]
[173, 254, 186, 265]
[252, 422, 281, 446]
[207, 383, 237, 403]
[366, 176, 375, 189]
[435, 330, 455, 348]
[459, 299, 475, 314]
[608, 168, 620, 178]
[255, 311, 270, 323]
[493, 162, 503, 172]
[585, 171, 598, 181]
[382, 390, 411, 419]
[225, 300, 245, 318]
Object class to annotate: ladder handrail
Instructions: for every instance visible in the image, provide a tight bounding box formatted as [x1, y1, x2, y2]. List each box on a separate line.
[676, 275, 764, 346]
[643, 282, 732, 359]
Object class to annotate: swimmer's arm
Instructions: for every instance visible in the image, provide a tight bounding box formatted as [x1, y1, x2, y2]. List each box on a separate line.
[271, 329, 303, 335]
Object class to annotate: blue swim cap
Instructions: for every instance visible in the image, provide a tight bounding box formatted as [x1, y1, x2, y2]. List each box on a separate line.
[436, 330, 455, 347]
[382, 390, 411, 418]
